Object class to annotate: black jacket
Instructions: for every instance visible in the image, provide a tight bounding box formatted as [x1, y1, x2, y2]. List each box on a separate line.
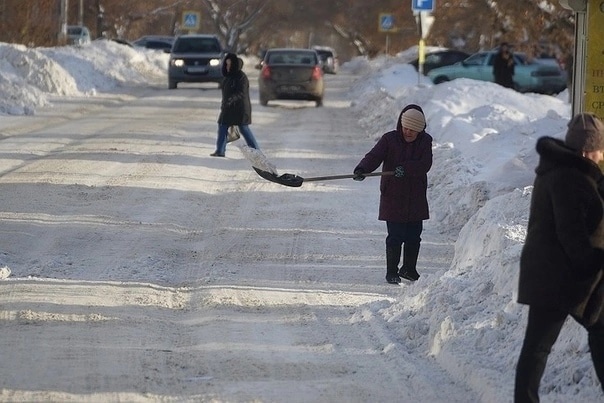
[218, 53, 252, 126]
[518, 136, 604, 319]
[492, 51, 515, 88]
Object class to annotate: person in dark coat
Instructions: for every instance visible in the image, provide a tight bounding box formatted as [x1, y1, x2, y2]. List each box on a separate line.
[353, 104, 433, 284]
[515, 113, 604, 402]
[493, 42, 515, 89]
[211, 52, 259, 157]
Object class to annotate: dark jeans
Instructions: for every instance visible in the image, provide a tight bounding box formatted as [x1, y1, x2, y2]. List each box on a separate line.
[514, 305, 604, 402]
[385, 221, 422, 248]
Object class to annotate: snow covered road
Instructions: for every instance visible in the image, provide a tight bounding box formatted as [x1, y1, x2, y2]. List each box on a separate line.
[0, 70, 477, 402]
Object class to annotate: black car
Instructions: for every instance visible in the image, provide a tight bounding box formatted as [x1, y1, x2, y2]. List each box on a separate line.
[410, 50, 470, 75]
[133, 35, 174, 51]
[167, 34, 224, 89]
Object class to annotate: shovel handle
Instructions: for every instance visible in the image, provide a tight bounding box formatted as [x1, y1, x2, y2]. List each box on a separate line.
[302, 171, 394, 182]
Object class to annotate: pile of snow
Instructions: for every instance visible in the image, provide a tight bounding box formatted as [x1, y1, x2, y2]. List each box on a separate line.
[0, 40, 167, 115]
[345, 56, 601, 399]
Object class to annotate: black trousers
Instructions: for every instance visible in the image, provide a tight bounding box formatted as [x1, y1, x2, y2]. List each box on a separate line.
[385, 221, 422, 248]
[514, 305, 604, 402]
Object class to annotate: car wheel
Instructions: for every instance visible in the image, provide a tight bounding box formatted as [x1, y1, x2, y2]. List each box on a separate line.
[168, 80, 177, 89]
[433, 76, 449, 84]
[260, 96, 268, 106]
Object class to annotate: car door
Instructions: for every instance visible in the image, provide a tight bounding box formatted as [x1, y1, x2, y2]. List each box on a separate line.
[473, 52, 494, 82]
[455, 52, 489, 81]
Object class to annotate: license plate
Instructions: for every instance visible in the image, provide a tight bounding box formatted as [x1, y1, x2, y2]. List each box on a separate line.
[281, 85, 301, 92]
[187, 66, 208, 73]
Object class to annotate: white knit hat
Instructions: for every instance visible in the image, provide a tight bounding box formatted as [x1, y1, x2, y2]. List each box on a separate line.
[401, 108, 425, 132]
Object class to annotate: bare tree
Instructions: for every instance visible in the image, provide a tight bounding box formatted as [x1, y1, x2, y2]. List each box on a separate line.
[199, 0, 273, 52]
[428, 0, 574, 58]
[0, 0, 577, 63]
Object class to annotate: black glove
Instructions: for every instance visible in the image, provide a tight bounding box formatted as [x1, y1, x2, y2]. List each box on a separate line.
[353, 168, 365, 181]
[394, 166, 405, 178]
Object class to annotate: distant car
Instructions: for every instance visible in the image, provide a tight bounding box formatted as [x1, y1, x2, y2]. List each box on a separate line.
[427, 50, 566, 94]
[409, 49, 470, 75]
[427, 50, 567, 94]
[167, 34, 224, 89]
[94, 36, 133, 47]
[133, 35, 174, 52]
[254, 49, 267, 69]
[312, 46, 339, 74]
[67, 25, 91, 46]
[258, 48, 324, 107]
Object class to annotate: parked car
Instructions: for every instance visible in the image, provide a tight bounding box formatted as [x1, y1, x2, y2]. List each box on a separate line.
[133, 35, 174, 52]
[427, 50, 567, 94]
[254, 48, 267, 69]
[409, 49, 470, 75]
[67, 25, 91, 46]
[258, 48, 324, 107]
[312, 46, 339, 74]
[95, 36, 133, 47]
[167, 34, 224, 89]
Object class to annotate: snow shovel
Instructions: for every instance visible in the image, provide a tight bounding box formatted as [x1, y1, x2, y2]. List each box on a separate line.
[238, 145, 402, 187]
[252, 167, 401, 188]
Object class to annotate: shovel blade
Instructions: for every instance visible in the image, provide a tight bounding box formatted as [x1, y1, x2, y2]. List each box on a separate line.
[253, 167, 304, 187]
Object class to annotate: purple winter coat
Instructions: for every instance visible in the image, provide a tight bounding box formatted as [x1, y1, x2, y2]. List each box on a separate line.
[354, 104, 433, 223]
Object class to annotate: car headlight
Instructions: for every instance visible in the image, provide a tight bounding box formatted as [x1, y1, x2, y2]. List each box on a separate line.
[171, 59, 184, 67]
[209, 59, 220, 66]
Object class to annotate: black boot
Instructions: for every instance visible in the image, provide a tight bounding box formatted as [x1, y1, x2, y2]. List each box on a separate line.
[385, 246, 402, 284]
[399, 242, 421, 281]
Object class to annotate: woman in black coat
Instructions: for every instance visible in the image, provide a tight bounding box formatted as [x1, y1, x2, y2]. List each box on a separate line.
[353, 104, 433, 284]
[515, 113, 604, 402]
[493, 42, 515, 89]
[211, 53, 259, 157]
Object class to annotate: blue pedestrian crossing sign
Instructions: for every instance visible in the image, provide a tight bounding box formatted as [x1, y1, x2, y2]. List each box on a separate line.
[182, 11, 200, 30]
[379, 13, 395, 32]
[412, 0, 435, 12]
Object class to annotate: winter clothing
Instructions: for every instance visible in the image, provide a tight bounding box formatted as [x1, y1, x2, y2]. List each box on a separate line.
[386, 246, 402, 284]
[515, 130, 604, 402]
[517, 136, 604, 316]
[399, 240, 421, 281]
[401, 108, 426, 132]
[354, 104, 432, 284]
[565, 112, 604, 152]
[218, 53, 251, 126]
[515, 306, 604, 403]
[493, 43, 515, 89]
[355, 104, 432, 223]
[213, 53, 259, 155]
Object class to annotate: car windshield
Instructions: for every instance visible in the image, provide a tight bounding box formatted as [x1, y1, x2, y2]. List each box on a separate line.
[268, 52, 316, 65]
[464, 53, 489, 66]
[174, 38, 220, 53]
[67, 27, 83, 35]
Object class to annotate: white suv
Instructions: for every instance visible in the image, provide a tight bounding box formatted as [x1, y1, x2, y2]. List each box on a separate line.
[67, 26, 91, 46]
[312, 46, 339, 74]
